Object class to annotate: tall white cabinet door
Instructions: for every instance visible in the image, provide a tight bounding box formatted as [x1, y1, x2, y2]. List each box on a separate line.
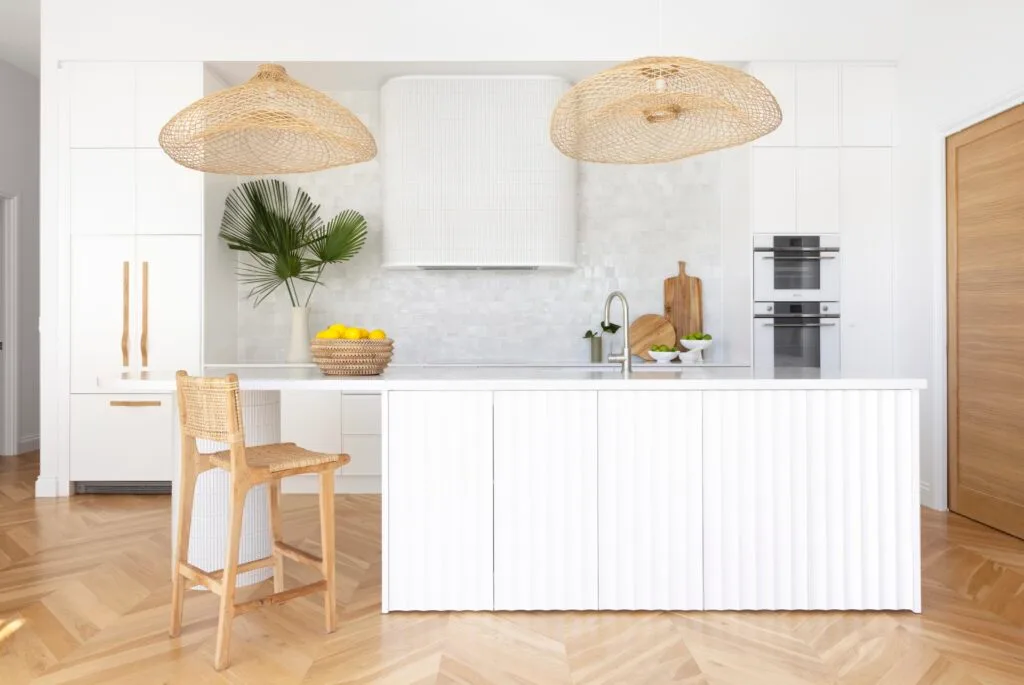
[135, 236, 201, 374]
[70, 236, 135, 393]
[134, 62, 204, 148]
[796, 149, 840, 233]
[702, 390, 920, 611]
[841, 149, 893, 375]
[749, 63, 796, 146]
[795, 64, 840, 146]
[752, 148, 797, 234]
[135, 150, 203, 235]
[69, 149, 135, 235]
[67, 62, 135, 148]
[597, 391, 703, 610]
[841, 65, 895, 147]
[385, 391, 493, 611]
[493, 391, 598, 610]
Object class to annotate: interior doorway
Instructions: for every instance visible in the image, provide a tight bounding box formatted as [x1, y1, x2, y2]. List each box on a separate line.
[947, 102, 1024, 539]
[0, 195, 9, 455]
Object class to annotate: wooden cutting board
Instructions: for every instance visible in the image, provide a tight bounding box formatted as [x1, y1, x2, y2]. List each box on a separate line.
[664, 261, 704, 338]
[628, 314, 677, 361]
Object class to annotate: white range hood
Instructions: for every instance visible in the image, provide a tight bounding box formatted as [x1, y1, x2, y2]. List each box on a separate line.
[381, 75, 577, 269]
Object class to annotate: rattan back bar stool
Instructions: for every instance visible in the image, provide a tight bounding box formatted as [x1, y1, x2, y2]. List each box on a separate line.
[169, 372, 349, 670]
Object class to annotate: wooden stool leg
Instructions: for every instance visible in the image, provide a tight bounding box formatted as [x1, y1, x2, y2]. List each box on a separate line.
[318, 470, 337, 633]
[169, 467, 198, 637]
[214, 479, 247, 671]
[268, 480, 285, 593]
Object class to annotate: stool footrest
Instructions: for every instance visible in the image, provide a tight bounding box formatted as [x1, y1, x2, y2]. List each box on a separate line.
[234, 580, 328, 616]
[274, 541, 323, 570]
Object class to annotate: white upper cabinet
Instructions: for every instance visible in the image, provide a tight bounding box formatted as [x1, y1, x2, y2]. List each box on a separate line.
[749, 63, 796, 147]
[135, 149, 203, 235]
[70, 149, 135, 235]
[796, 149, 840, 233]
[68, 61, 203, 149]
[795, 64, 840, 146]
[752, 148, 797, 233]
[841, 65, 896, 146]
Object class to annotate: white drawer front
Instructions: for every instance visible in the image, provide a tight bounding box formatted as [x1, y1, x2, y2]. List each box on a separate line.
[70, 394, 174, 481]
[342, 434, 382, 476]
[342, 394, 382, 434]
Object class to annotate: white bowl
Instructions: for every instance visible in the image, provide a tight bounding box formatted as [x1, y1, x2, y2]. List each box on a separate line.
[648, 349, 679, 363]
[679, 338, 712, 351]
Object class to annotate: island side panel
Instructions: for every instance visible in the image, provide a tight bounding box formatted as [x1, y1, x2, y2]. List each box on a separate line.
[702, 388, 921, 611]
[597, 391, 704, 610]
[493, 391, 598, 610]
[385, 390, 494, 611]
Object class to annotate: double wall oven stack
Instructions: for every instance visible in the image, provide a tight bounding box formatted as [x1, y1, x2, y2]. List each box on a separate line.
[753, 235, 841, 373]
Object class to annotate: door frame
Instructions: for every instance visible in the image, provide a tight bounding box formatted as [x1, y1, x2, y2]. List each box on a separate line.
[0, 192, 20, 456]
[943, 95, 1024, 510]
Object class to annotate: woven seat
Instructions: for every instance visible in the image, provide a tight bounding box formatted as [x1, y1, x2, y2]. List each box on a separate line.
[209, 443, 349, 474]
[171, 372, 344, 670]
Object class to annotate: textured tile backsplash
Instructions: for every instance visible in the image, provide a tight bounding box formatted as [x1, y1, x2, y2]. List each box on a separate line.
[234, 90, 726, 364]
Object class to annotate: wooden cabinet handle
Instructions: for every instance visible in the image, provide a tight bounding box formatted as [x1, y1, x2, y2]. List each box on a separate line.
[109, 400, 162, 408]
[121, 261, 130, 367]
[141, 261, 149, 367]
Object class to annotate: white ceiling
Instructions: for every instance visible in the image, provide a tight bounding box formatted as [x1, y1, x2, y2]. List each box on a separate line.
[0, 0, 39, 76]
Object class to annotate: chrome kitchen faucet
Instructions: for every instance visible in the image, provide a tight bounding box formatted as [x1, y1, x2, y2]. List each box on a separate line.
[603, 291, 632, 375]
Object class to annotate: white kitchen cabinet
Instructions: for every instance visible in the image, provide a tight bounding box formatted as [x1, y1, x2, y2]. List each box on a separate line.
[493, 391, 598, 610]
[135, 150, 203, 235]
[70, 235, 201, 392]
[341, 434, 382, 476]
[280, 390, 343, 453]
[341, 394, 382, 434]
[749, 63, 796, 147]
[135, 236, 202, 373]
[840, 148, 893, 375]
[134, 62, 203, 148]
[385, 391, 493, 611]
[841, 65, 895, 146]
[752, 148, 797, 234]
[67, 62, 136, 148]
[597, 391, 703, 610]
[70, 149, 135, 235]
[796, 148, 840, 233]
[702, 389, 919, 610]
[70, 394, 174, 481]
[795, 63, 840, 146]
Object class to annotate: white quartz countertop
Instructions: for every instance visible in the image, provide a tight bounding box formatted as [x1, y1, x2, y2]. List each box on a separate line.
[102, 365, 927, 392]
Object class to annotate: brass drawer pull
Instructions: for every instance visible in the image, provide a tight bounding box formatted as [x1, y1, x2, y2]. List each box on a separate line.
[109, 400, 162, 408]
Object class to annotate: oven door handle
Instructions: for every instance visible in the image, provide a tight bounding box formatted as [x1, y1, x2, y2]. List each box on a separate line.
[760, 321, 838, 327]
[759, 255, 838, 260]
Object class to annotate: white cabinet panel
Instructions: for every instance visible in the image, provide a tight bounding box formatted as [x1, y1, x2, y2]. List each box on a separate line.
[134, 62, 203, 148]
[493, 391, 598, 610]
[598, 391, 703, 610]
[70, 394, 174, 481]
[797, 149, 840, 233]
[752, 148, 797, 234]
[341, 434, 382, 476]
[70, 149, 135, 235]
[702, 390, 920, 611]
[341, 394, 382, 434]
[795, 63, 840, 146]
[136, 236, 202, 375]
[749, 63, 796, 146]
[841, 149, 893, 375]
[68, 62, 135, 148]
[841, 65, 895, 146]
[280, 390, 342, 453]
[386, 391, 493, 611]
[70, 236, 135, 393]
[135, 150, 203, 235]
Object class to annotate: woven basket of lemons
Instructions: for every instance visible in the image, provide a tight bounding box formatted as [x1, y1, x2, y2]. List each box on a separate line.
[311, 325, 393, 376]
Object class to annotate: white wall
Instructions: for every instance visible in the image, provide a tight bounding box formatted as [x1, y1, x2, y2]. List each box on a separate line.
[894, 0, 1024, 508]
[0, 59, 40, 454]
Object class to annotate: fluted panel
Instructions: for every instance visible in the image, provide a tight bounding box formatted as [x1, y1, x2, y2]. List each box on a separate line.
[702, 389, 920, 611]
[386, 391, 493, 610]
[493, 391, 598, 610]
[178, 390, 278, 588]
[597, 391, 704, 610]
[381, 76, 576, 268]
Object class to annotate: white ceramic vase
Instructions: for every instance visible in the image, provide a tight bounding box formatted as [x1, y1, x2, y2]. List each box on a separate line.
[287, 306, 312, 363]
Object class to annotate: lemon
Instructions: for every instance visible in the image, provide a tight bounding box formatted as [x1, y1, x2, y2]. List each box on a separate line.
[369, 329, 387, 340]
[329, 323, 347, 333]
[315, 329, 339, 339]
[341, 328, 362, 340]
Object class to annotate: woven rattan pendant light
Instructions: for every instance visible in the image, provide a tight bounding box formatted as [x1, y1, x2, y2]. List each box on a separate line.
[159, 64, 377, 174]
[550, 56, 782, 164]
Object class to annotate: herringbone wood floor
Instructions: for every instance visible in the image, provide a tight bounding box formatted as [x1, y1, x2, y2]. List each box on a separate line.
[2, 454, 1024, 684]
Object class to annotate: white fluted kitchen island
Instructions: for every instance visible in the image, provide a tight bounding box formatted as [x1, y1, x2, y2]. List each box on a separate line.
[107, 366, 926, 612]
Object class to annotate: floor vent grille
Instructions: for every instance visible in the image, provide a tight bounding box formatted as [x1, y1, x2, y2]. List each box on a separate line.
[74, 481, 171, 495]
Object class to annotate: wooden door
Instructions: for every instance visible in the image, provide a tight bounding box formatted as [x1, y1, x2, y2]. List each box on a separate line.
[948, 103, 1024, 538]
[135, 236, 201, 374]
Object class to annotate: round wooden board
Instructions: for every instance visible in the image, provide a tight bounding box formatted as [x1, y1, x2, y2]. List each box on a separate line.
[628, 314, 677, 361]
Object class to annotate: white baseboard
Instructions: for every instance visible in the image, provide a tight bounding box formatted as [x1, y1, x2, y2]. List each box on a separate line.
[35, 475, 61, 498]
[281, 473, 381, 495]
[18, 434, 39, 454]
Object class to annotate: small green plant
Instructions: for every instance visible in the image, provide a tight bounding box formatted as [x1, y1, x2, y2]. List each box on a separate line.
[583, 322, 621, 339]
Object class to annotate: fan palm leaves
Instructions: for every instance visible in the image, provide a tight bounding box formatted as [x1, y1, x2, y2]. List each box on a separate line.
[219, 179, 367, 306]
